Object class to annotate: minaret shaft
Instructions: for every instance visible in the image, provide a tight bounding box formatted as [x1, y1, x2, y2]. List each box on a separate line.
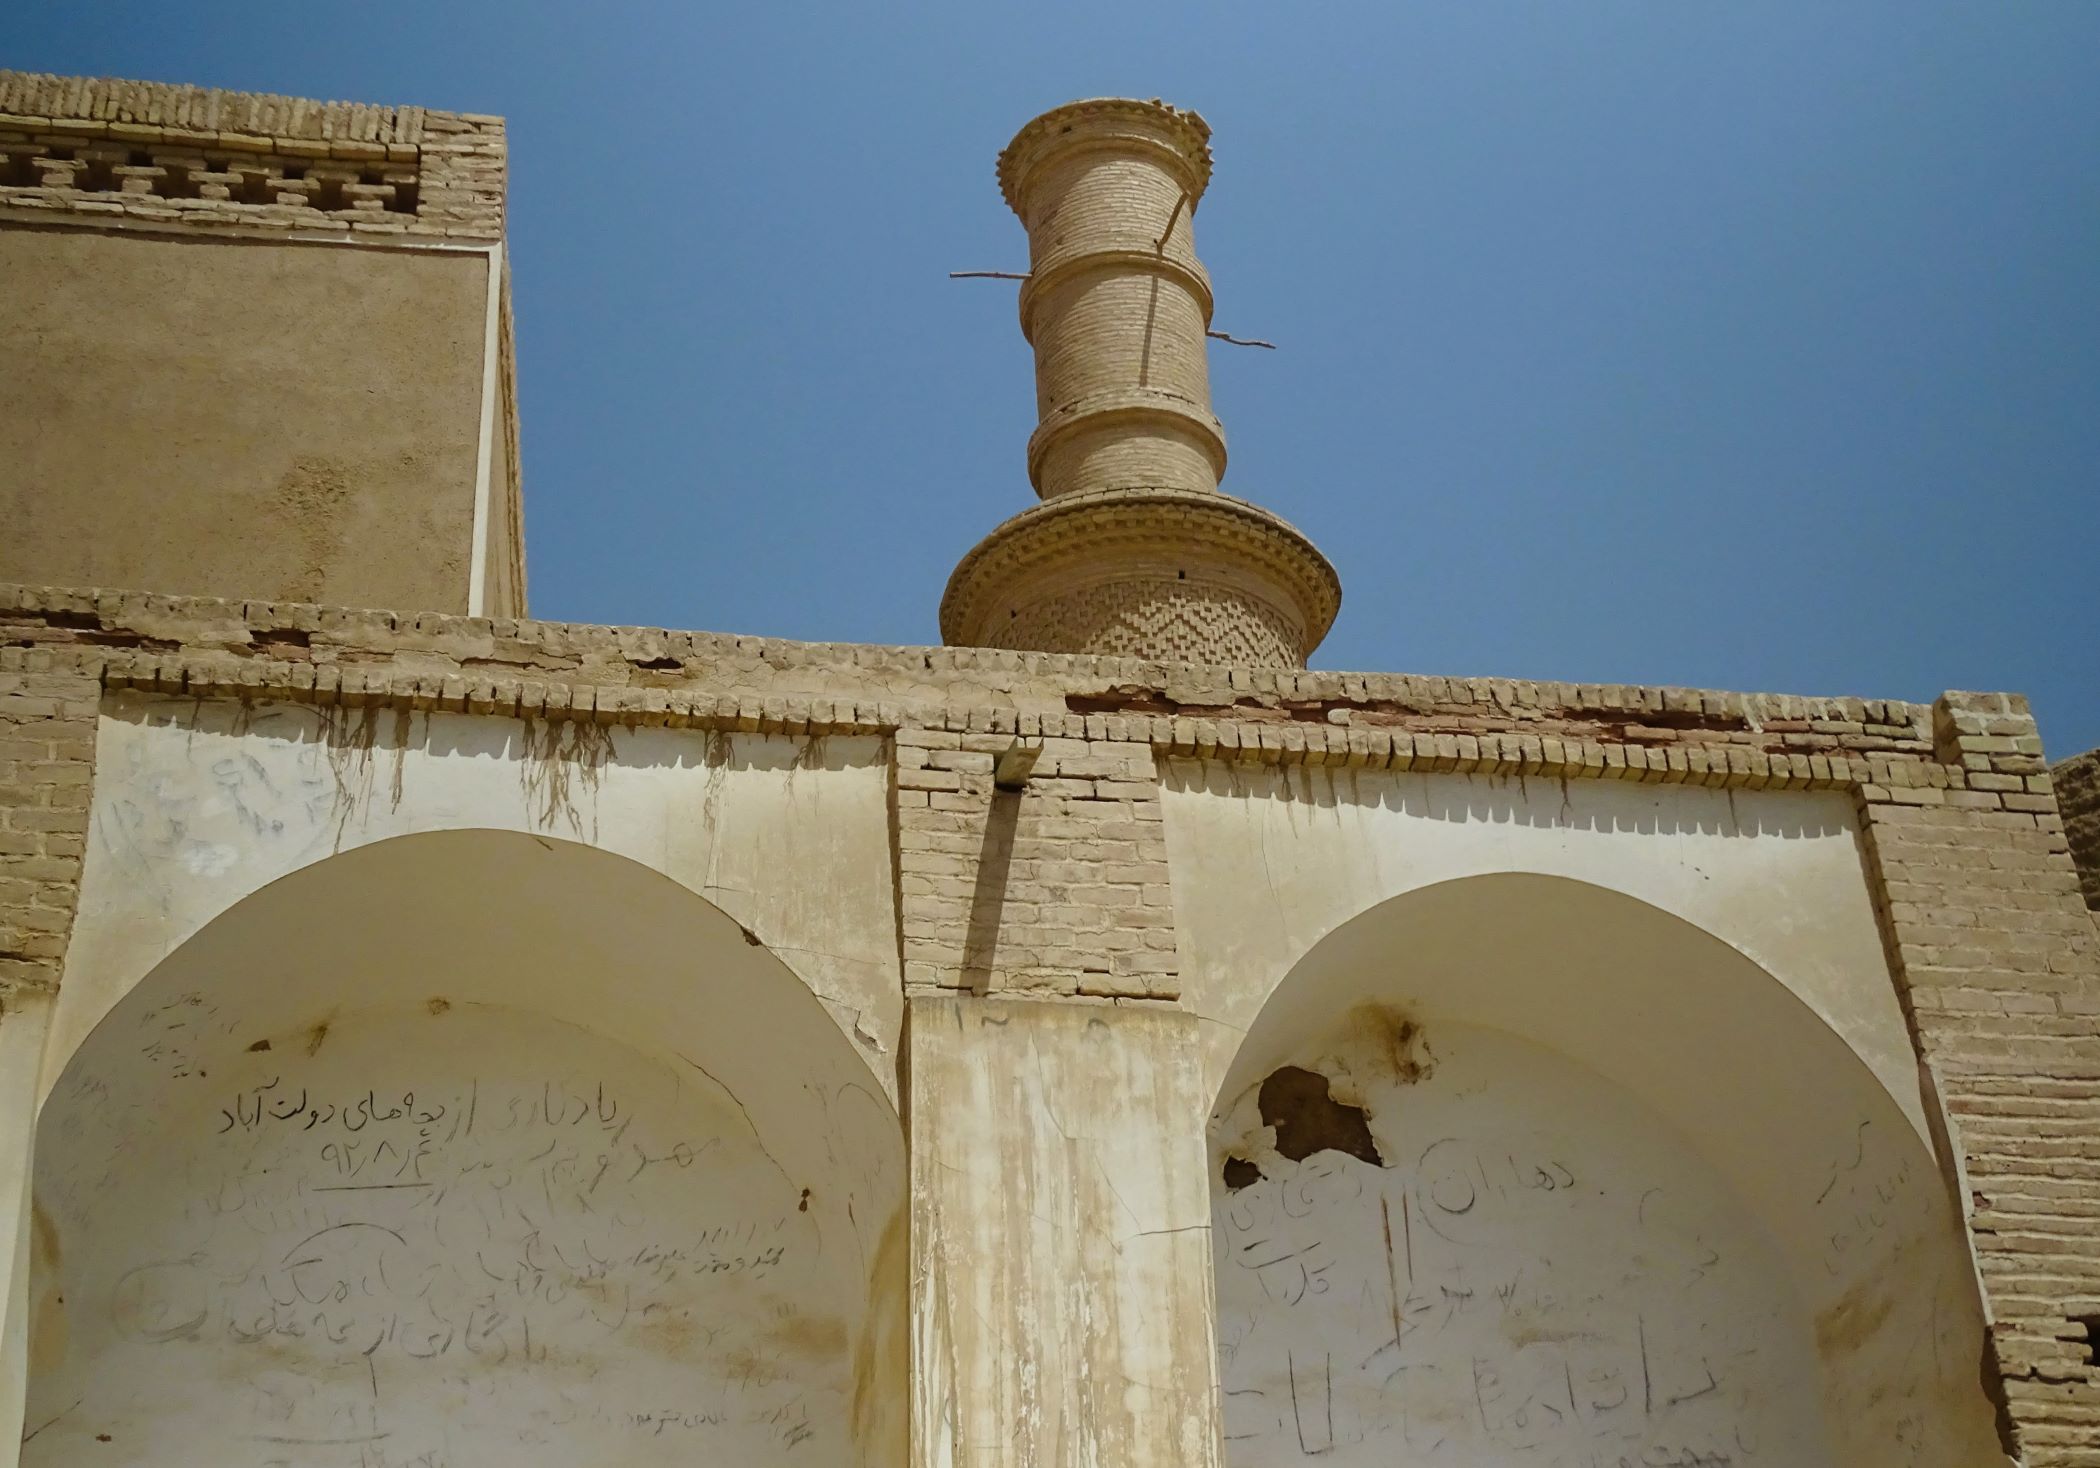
[942, 99, 1339, 668]
[1004, 107, 1224, 501]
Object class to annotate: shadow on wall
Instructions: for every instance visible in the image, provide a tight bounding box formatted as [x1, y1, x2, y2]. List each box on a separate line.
[1165, 757, 1848, 841]
[1206, 873, 2008, 1468]
[24, 830, 908, 1468]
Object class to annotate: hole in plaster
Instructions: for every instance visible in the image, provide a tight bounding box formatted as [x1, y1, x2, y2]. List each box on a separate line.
[1221, 1156, 1263, 1191]
[1257, 1065, 1382, 1167]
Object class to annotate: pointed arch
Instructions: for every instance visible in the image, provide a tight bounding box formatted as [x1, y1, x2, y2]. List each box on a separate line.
[1209, 873, 2001, 1467]
[25, 829, 905, 1467]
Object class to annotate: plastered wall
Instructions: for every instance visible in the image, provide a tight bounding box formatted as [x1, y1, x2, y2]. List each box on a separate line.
[1166, 765, 2007, 1464]
[1163, 762, 1923, 1124]
[16, 692, 910, 1466]
[31, 1004, 868, 1466]
[0, 230, 499, 614]
[1215, 1022, 1831, 1466]
[48, 692, 899, 1087]
[0, 677, 2042, 1464]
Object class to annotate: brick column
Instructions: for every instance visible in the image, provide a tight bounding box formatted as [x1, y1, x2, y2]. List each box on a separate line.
[906, 995, 1221, 1468]
[1859, 692, 2100, 1465]
[0, 647, 99, 1454]
[893, 720, 1221, 1464]
[894, 723, 1179, 998]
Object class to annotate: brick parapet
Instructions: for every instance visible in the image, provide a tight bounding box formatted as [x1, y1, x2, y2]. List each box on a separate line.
[1854, 693, 2100, 1463]
[895, 729, 1177, 1000]
[0, 643, 100, 1005]
[0, 584, 1943, 770]
[0, 70, 503, 241]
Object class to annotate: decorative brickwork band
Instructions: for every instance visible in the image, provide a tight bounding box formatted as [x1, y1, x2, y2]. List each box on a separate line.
[941, 486, 1338, 665]
[946, 100, 1339, 667]
[0, 70, 504, 240]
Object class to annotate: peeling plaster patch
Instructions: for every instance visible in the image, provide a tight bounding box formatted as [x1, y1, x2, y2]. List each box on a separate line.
[1214, 1026, 1840, 1466]
[1257, 1065, 1383, 1167]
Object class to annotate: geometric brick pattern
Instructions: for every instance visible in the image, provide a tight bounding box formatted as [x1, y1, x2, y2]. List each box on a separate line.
[999, 575, 1300, 668]
[0, 69, 503, 240]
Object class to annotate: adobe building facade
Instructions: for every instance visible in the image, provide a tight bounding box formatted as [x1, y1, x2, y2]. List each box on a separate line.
[2, 71, 2098, 1468]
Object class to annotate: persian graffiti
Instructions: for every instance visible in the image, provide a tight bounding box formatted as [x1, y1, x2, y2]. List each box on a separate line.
[1212, 1025, 1834, 1467]
[28, 1007, 866, 1468]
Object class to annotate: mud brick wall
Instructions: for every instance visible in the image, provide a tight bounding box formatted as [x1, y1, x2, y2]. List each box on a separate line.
[0, 69, 504, 241]
[1859, 693, 2100, 1465]
[895, 722, 1178, 999]
[0, 646, 98, 1004]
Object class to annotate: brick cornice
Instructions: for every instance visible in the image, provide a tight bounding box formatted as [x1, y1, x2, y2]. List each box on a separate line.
[0, 581, 1976, 790]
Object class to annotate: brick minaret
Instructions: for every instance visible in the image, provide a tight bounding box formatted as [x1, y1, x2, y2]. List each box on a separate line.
[942, 98, 1339, 667]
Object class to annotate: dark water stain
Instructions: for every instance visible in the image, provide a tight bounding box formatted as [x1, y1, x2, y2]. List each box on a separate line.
[1351, 1002, 1435, 1085]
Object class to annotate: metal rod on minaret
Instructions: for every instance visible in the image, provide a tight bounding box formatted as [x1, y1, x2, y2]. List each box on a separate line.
[998, 100, 1228, 502]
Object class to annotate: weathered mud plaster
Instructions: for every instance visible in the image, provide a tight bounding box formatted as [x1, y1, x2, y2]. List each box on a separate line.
[50, 692, 900, 1098]
[24, 830, 906, 1467]
[1162, 764, 1923, 1135]
[1216, 1022, 1838, 1464]
[1198, 869, 2005, 1463]
[908, 995, 1221, 1468]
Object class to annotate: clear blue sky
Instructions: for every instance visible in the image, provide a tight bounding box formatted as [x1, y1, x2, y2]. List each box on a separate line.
[17, 4, 2100, 753]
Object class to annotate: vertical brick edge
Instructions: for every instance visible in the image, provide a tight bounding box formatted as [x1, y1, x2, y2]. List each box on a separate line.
[0, 646, 98, 1006]
[1858, 693, 2100, 1465]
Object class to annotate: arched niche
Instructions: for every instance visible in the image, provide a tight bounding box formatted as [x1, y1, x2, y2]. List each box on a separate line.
[1209, 873, 2005, 1467]
[23, 830, 906, 1468]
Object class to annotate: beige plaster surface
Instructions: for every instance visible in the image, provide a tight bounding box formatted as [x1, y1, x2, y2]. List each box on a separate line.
[1162, 763, 1924, 1137]
[909, 995, 1221, 1468]
[24, 829, 905, 1467]
[0, 229, 492, 613]
[48, 693, 900, 1099]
